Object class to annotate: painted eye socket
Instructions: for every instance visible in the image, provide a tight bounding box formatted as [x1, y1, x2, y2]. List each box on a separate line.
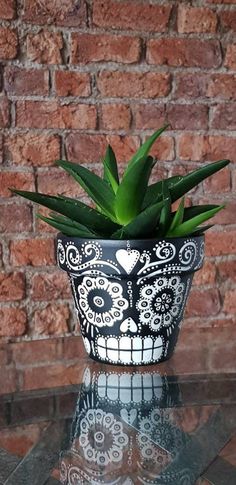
[93, 296, 104, 307]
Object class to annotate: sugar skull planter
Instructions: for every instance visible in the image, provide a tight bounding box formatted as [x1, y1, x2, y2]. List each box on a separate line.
[57, 234, 204, 366]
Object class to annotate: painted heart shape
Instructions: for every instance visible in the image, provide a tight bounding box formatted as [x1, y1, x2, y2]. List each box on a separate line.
[120, 408, 137, 425]
[116, 249, 140, 274]
[120, 317, 138, 333]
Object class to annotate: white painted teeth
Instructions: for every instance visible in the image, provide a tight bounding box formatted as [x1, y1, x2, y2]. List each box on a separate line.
[96, 336, 163, 365]
[97, 372, 164, 404]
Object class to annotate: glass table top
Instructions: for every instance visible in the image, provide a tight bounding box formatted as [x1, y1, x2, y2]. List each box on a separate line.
[0, 356, 236, 485]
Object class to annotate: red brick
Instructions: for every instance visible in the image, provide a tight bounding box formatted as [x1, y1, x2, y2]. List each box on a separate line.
[16, 100, 97, 130]
[71, 33, 141, 64]
[11, 339, 59, 365]
[54, 71, 91, 97]
[10, 238, 55, 267]
[207, 74, 236, 99]
[134, 105, 166, 130]
[66, 133, 139, 163]
[223, 289, 236, 314]
[203, 167, 231, 193]
[218, 260, 236, 283]
[177, 6, 217, 33]
[31, 271, 71, 300]
[101, 104, 131, 130]
[224, 44, 236, 70]
[93, 0, 171, 32]
[37, 168, 84, 197]
[34, 303, 70, 336]
[0, 134, 3, 163]
[97, 71, 171, 98]
[22, 0, 87, 27]
[0, 28, 18, 59]
[0, 272, 25, 301]
[0, 423, 45, 455]
[220, 10, 236, 31]
[63, 336, 87, 360]
[0, 307, 27, 337]
[0, 95, 10, 128]
[148, 136, 175, 161]
[147, 39, 222, 68]
[4, 66, 49, 96]
[185, 288, 221, 317]
[174, 73, 209, 99]
[0, 203, 32, 232]
[0, 367, 17, 394]
[167, 104, 208, 130]
[193, 260, 216, 286]
[26, 30, 63, 64]
[0, 172, 35, 198]
[5, 133, 60, 167]
[0, 0, 15, 19]
[208, 201, 236, 225]
[0, 244, 2, 268]
[211, 103, 236, 130]
[205, 230, 236, 256]
[175, 73, 236, 100]
[22, 361, 84, 390]
[208, 0, 236, 4]
[177, 134, 236, 163]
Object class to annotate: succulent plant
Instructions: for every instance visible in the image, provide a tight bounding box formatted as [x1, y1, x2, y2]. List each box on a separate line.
[11, 125, 229, 240]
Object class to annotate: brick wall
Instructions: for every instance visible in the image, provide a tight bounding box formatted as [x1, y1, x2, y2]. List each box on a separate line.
[0, 0, 235, 342]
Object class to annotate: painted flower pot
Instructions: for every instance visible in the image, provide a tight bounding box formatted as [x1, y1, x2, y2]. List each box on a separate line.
[57, 235, 204, 366]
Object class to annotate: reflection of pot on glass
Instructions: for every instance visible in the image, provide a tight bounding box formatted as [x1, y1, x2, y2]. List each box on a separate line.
[60, 364, 186, 484]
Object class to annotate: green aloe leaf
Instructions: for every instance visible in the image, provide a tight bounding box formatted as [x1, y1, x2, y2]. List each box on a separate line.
[115, 156, 155, 225]
[170, 160, 230, 202]
[168, 197, 185, 233]
[188, 224, 214, 236]
[166, 205, 224, 238]
[142, 175, 182, 209]
[49, 212, 100, 235]
[182, 205, 220, 221]
[158, 181, 172, 237]
[56, 160, 116, 221]
[37, 214, 100, 238]
[125, 125, 169, 175]
[10, 189, 118, 235]
[103, 145, 119, 193]
[112, 200, 165, 239]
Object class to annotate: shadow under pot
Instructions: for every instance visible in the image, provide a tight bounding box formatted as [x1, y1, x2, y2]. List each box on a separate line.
[57, 235, 204, 366]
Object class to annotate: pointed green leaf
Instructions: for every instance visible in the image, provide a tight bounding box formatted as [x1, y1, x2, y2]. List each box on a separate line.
[169, 197, 185, 233]
[49, 212, 100, 236]
[125, 125, 169, 175]
[142, 175, 182, 209]
[158, 181, 172, 237]
[182, 205, 220, 221]
[56, 160, 116, 221]
[188, 224, 214, 236]
[103, 145, 119, 193]
[112, 200, 165, 239]
[170, 160, 230, 202]
[115, 156, 155, 225]
[166, 205, 224, 238]
[37, 214, 100, 238]
[10, 189, 118, 235]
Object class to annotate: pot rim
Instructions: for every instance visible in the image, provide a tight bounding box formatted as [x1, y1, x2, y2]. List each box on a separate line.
[57, 232, 204, 246]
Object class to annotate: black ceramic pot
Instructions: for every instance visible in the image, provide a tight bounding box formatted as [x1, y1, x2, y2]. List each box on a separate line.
[57, 235, 204, 365]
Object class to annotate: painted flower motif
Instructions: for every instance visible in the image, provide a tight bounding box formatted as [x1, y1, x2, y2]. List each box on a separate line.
[77, 276, 128, 328]
[78, 409, 129, 466]
[136, 276, 185, 331]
